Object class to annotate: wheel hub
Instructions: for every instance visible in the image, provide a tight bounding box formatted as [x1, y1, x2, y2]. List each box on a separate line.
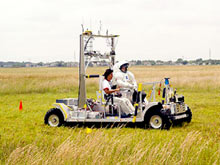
[150, 115, 162, 129]
[48, 114, 59, 127]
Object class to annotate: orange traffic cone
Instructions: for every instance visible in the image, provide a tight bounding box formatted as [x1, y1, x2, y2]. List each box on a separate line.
[19, 101, 23, 111]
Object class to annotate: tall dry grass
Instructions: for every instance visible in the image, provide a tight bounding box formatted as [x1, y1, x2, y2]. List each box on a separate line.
[6, 129, 220, 165]
[1, 66, 220, 165]
[0, 68, 79, 94]
[131, 65, 220, 90]
[0, 65, 220, 95]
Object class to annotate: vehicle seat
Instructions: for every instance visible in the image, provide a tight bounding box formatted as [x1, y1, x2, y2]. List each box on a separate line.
[96, 76, 105, 104]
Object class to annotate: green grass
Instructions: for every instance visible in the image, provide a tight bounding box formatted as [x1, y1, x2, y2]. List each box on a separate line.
[0, 66, 220, 164]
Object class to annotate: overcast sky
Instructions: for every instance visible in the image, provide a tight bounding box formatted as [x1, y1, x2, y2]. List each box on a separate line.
[0, 0, 219, 62]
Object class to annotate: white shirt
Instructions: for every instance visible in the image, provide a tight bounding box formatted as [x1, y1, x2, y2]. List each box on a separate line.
[102, 79, 112, 95]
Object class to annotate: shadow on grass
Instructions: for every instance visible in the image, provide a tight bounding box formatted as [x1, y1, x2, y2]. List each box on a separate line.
[63, 122, 174, 130]
[62, 120, 192, 130]
[64, 122, 146, 129]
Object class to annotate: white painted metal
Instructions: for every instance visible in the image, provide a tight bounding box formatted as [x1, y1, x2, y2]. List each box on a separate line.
[78, 33, 119, 108]
[78, 34, 86, 108]
[66, 117, 143, 123]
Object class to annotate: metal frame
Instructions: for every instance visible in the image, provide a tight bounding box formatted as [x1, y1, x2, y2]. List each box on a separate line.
[78, 32, 119, 108]
[142, 81, 161, 102]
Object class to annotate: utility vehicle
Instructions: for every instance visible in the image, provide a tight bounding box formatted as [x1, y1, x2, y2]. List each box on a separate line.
[44, 30, 192, 129]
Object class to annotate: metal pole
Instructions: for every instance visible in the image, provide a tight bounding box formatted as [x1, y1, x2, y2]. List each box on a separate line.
[153, 83, 156, 102]
[110, 37, 115, 68]
[78, 34, 87, 108]
[165, 84, 168, 104]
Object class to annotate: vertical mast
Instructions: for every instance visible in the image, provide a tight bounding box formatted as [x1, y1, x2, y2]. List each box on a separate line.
[110, 37, 116, 68]
[78, 30, 119, 107]
[78, 34, 86, 108]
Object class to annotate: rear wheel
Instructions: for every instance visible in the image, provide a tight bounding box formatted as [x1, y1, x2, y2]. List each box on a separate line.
[44, 108, 64, 127]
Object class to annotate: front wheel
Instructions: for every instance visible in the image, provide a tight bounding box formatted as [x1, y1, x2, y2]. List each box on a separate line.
[44, 108, 64, 127]
[185, 108, 192, 123]
[145, 109, 171, 130]
[149, 115, 163, 129]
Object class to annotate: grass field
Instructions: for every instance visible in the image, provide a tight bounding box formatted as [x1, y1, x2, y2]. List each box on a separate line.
[0, 66, 220, 164]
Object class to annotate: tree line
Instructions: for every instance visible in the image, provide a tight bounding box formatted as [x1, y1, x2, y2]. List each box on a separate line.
[0, 58, 220, 68]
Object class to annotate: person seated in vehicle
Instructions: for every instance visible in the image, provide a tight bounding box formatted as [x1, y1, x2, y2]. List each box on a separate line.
[112, 61, 146, 104]
[102, 68, 134, 116]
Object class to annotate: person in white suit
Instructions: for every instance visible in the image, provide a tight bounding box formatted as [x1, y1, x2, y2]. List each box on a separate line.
[113, 61, 137, 90]
[112, 61, 146, 104]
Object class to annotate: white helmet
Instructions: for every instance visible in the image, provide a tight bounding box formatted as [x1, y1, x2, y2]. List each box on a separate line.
[113, 60, 129, 73]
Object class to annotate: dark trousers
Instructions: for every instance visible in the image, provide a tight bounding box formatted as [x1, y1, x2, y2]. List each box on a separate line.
[132, 90, 146, 103]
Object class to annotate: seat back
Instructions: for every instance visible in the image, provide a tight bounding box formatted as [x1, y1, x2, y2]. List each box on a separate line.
[96, 76, 105, 104]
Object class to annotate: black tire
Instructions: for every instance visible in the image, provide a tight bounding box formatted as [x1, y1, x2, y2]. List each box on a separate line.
[172, 108, 192, 126]
[185, 107, 192, 123]
[44, 108, 64, 127]
[145, 109, 171, 130]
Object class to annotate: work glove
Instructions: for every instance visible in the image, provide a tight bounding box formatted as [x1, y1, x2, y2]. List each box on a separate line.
[128, 84, 134, 89]
[128, 84, 137, 90]
[134, 85, 138, 91]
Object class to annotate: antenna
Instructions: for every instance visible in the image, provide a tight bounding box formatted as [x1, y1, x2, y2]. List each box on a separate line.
[98, 20, 102, 34]
[209, 48, 211, 60]
[74, 51, 76, 62]
[90, 18, 92, 31]
[81, 24, 84, 33]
